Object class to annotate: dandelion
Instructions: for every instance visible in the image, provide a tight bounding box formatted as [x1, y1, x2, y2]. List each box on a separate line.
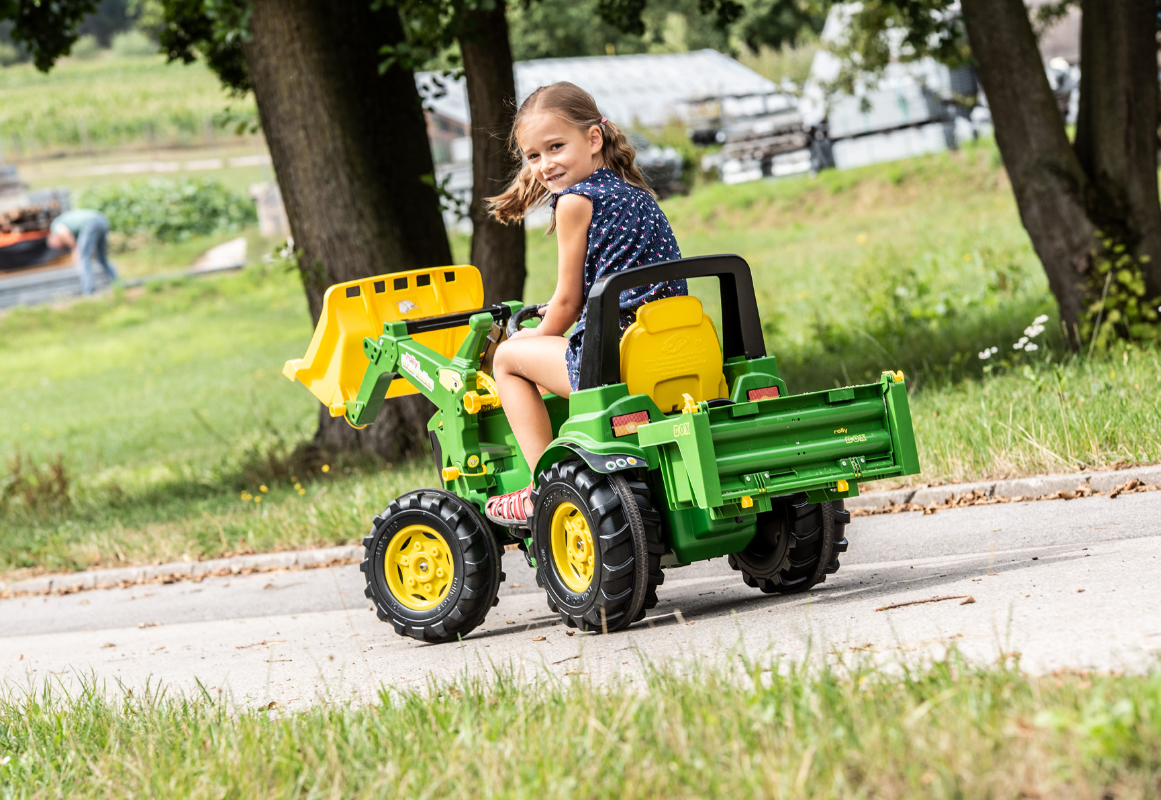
[298, 488, 306, 496]
[259, 485, 268, 493]
[856, 233, 867, 244]
[963, 253, 972, 262]
[255, 496, 262, 504]
[321, 465, 330, 473]
[1024, 343, 1039, 351]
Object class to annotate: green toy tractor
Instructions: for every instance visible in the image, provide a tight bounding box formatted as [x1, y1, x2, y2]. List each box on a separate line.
[284, 255, 920, 642]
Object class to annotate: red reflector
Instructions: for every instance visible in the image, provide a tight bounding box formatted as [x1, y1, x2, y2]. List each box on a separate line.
[747, 386, 781, 402]
[611, 411, 650, 437]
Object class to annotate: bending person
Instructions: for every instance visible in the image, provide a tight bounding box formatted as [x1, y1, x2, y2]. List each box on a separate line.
[46, 209, 119, 295]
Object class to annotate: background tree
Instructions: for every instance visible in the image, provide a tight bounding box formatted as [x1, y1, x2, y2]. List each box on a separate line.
[158, 0, 454, 461]
[828, 0, 1161, 344]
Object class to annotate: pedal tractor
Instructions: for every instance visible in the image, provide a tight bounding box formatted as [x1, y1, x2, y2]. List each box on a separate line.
[284, 255, 920, 642]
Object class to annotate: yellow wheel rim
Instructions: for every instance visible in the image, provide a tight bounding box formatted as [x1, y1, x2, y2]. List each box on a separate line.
[550, 501, 595, 594]
[383, 524, 455, 611]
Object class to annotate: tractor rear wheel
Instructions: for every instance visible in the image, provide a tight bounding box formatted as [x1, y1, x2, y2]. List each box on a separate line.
[728, 496, 846, 594]
[362, 488, 503, 644]
[531, 460, 662, 632]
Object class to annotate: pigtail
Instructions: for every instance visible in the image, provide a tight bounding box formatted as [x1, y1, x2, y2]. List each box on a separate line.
[598, 120, 655, 199]
[487, 162, 551, 226]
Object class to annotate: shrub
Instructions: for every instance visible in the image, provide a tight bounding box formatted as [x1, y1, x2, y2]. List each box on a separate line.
[0, 42, 20, 67]
[70, 34, 102, 61]
[111, 30, 157, 58]
[0, 453, 71, 516]
[78, 178, 256, 249]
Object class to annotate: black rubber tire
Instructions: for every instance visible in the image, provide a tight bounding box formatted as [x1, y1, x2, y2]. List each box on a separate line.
[728, 495, 844, 594]
[531, 460, 662, 632]
[361, 488, 503, 644]
[827, 502, 850, 574]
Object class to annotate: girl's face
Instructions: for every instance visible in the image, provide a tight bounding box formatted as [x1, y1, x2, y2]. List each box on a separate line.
[516, 111, 604, 193]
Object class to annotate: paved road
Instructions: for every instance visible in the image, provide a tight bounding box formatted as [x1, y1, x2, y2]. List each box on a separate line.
[4, 492, 1159, 708]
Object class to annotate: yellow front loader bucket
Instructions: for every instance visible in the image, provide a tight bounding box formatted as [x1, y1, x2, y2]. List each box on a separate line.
[283, 265, 484, 416]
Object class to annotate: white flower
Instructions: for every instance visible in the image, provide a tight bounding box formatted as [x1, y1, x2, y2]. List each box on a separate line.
[0, 756, 9, 766]
[1033, 314, 1049, 325]
[1024, 324, 1045, 338]
[1024, 343, 1039, 351]
[979, 349, 992, 360]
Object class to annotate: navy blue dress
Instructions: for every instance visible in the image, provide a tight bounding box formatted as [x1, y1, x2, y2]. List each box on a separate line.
[550, 168, 686, 391]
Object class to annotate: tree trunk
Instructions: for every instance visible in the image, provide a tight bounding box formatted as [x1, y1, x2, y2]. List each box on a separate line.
[243, 0, 453, 461]
[961, 0, 1096, 337]
[459, 1, 527, 306]
[1074, 0, 1161, 300]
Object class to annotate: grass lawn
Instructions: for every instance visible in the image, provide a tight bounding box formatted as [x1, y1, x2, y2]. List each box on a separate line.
[0, 54, 256, 157]
[2, 144, 1159, 577]
[2, 656, 1158, 798]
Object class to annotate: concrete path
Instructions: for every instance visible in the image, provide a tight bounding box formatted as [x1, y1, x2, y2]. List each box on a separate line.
[3, 492, 1159, 708]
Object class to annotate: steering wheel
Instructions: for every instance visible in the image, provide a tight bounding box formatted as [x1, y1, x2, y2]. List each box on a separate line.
[505, 304, 547, 339]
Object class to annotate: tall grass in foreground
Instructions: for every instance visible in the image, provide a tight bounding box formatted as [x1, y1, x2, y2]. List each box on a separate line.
[2, 656, 1159, 798]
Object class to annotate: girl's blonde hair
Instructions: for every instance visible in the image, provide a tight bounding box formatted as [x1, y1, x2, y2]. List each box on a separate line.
[487, 82, 653, 232]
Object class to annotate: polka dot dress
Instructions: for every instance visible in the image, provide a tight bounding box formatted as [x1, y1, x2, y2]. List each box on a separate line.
[550, 168, 686, 391]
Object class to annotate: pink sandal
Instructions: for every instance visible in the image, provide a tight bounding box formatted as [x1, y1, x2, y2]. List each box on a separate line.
[485, 485, 533, 527]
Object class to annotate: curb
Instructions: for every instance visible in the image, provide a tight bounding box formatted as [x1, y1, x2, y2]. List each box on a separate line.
[1, 545, 363, 597]
[4, 464, 1159, 597]
[845, 463, 1161, 510]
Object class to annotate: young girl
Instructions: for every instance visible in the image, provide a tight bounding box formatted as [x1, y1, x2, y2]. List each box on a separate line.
[484, 81, 686, 524]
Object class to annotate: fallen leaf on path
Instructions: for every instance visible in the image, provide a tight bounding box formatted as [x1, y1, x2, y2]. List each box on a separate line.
[553, 655, 580, 665]
[137, 622, 162, 629]
[565, 630, 575, 637]
[876, 595, 974, 612]
[959, 596, 976, 605]
[101, 643, 115, 649]
[236, 639, 286, 649]
[851, 477, 1161, 518]
[532, 636, 546, 642]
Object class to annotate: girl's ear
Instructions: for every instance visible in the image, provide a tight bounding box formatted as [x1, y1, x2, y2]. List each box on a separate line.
[588, 125, 604, 154]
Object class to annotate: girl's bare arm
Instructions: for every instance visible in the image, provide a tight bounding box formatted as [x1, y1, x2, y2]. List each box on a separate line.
[531, 193, 591, 337]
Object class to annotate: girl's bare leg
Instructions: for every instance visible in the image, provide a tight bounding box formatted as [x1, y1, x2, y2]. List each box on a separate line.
[492, 335, 571, 512]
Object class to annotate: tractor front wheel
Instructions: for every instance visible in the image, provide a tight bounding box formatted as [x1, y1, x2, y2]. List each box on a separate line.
[729, 496, 847, 594]
[531, 460, 662, 632]
[362, 488, 503, 644]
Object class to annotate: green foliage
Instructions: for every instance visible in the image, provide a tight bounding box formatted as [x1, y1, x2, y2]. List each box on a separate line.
[821, 0, 968, 96]
[1082, 233, 1161, 352]
[735, 0, 827, 52]
[156, 0, 251, 93]
[737, 39, 819, 86]
[0, 0, 97, 71]
[69, 33, 102, 60]
[0, 453, 71, 517]
[2, 658, 1160, 798]
[77, 177, 255, 248]
[0, 40, 18, 66]
[110, 28, 156, 56]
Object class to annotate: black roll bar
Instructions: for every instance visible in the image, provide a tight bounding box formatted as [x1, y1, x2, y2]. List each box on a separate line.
[576, 254, 766, 390]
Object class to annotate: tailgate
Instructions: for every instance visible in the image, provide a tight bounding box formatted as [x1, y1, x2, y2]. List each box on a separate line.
[636, 372, 919, 519]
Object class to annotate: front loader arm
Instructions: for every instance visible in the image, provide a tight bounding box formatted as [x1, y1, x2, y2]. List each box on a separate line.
[344, 307, 517, 427]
